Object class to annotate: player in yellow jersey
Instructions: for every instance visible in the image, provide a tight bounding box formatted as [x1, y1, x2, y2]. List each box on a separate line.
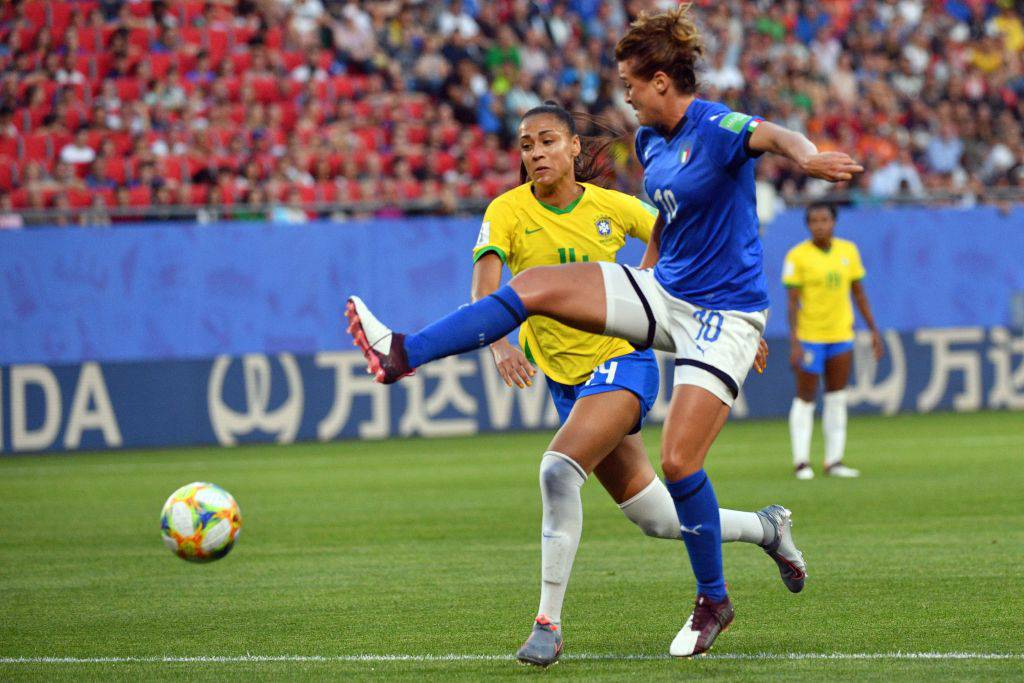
[782, 203, 884, 480]
[470, 103, 805, 666]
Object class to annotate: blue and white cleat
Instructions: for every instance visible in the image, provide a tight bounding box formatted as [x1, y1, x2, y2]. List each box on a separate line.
[516, 615, 563, 667]
[757, 504, 807, 593]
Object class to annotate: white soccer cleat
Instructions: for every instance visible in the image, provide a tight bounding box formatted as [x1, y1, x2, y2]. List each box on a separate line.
[794, 463, 814, 480]
[344, 296, 414, 384]
[825, 463, 860, 478]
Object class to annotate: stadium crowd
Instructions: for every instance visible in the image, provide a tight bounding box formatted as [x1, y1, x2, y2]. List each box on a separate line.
[0, 0, 1022, 227]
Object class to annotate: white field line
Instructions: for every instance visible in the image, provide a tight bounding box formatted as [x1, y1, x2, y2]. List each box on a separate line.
[2, 652, 1023, 664]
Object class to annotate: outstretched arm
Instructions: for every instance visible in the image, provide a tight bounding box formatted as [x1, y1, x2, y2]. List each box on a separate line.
[749, 122, 864, 182]
[851, 280, 884, 360]
[472, 253, 536, 388]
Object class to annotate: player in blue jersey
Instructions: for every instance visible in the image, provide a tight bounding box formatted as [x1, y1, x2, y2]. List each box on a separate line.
[345, 5, 861, 658]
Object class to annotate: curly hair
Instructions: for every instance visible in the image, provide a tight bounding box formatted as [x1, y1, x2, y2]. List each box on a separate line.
[614, 3, 704, 95]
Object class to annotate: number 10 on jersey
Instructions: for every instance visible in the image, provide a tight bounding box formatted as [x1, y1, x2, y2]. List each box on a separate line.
[653, 188, 679, 222]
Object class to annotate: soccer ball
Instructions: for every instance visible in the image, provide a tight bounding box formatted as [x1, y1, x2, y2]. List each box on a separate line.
[160, 482, 242, 562]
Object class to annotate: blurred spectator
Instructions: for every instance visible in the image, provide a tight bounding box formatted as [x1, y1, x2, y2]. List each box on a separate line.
[925, 123, 965, 174]
[0, 192, 23, 229]
[271, 188, 310, 223]
[0, 0, 1020, 227]
[870, 148, 925, 199]
[60, 130, 96, 165]
[80, 195, 111, 227]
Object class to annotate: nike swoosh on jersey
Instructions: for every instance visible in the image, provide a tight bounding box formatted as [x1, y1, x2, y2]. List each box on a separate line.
[525, 226, 544, 234]
[709, 113, 724, 121]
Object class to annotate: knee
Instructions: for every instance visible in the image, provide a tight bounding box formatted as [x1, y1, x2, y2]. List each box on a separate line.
[539, 451, 587, 495]
[660, 450, 701, 483]
[634, 515, 680, 540]
[510, 266, 562, 315]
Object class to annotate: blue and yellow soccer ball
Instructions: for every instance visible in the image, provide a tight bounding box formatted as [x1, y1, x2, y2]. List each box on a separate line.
[160, 482, 242, 562]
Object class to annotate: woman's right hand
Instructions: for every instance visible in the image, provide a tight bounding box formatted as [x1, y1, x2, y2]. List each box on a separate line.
[789, 339, 804, 372]
[490, 338, 536, 388]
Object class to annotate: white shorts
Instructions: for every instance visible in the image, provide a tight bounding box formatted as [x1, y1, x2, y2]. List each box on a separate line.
[599, 262, 767, 406]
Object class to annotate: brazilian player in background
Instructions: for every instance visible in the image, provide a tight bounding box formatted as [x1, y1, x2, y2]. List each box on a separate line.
[472, 102, 805, 666]
[783, 203, 884, 479]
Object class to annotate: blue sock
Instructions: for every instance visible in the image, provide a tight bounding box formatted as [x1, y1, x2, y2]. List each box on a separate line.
[404, 285, 527, 368]
[665, 469, 726, 601]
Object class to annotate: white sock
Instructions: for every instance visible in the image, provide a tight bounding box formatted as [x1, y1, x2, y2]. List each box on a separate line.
[618, 478, 769, 545]
[789, 397, 815, 468]
[719, 508, 772, 545]
[537, 451, 586, 624]
[823, 389, 848, 467]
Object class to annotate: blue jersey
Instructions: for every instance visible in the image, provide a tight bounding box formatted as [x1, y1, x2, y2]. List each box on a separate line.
[635, 99, 769, 312]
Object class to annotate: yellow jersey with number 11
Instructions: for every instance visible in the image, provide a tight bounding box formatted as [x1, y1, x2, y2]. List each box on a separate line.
[782, 238, 866, 343]
[472, 182, 657, 385]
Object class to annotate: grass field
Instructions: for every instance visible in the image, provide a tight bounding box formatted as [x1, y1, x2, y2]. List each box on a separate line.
[1, 411, 1022, 681]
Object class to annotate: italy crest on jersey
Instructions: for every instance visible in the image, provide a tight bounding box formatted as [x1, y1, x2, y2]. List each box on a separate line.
[679, 141, 693, 166]
[595, 215, 612, 236]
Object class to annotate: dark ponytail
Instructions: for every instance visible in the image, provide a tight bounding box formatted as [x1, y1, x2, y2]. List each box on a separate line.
[519, 101, 627, 189]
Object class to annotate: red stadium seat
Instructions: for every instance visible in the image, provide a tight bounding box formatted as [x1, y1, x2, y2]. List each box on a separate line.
[314, 181, 338, 203]
[330, 75, 355, 99]
[67, 187, 93, 208]
[0, 162, 17, 191]
[0, 136, 19, 159]
[281, 51, 304, 71]
[22, 0, 46, 28]
[264, 27, 283, 50]
[9, 188, 30, 209]
[231, 25, 256, 47]
[50, 2, 74, 38]
[180, 26, 202, 46]
[23, 133, 53, 166]
[127, 185, 152, 206]
[128, 1, 152, 18]
[250, 77, 280, 104]
[208, 29, 230, 61]
[128, 27, 152, 52]
[75, 27, 103, 53]
[149, 53, 175, 78]
[115, 78, 141, 102]
[231, 51, 252, 73]
[180, 0, 205, 25]
[435, 152, 456, 175]
[187, 184, 209, 205]
[157, 156, 188, 182]
[105, 157, 129, 184]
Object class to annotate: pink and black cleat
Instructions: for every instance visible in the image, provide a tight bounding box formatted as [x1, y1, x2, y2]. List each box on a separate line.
[669, 594, 735, 657]
[344, 296, 415, 384]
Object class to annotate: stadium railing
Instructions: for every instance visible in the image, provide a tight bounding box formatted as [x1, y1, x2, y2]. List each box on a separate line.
[7, 189, 1024, 226]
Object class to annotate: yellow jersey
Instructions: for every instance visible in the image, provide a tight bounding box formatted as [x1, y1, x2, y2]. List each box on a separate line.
[782, 238, 866, 343]
[473, 182, 656, 385]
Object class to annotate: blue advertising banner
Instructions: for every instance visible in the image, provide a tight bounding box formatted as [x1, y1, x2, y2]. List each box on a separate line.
[2, 327, 1021, 454]
[2, 207, 1024, 366]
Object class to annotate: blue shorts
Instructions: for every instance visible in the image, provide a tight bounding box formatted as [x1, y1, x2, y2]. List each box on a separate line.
[799, 340, 854, 374]
[546, 349, 660, 435]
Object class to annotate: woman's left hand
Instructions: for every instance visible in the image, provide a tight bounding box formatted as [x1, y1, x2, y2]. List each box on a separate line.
[800, 152, 864, 182]
[753, 337, 769, 374]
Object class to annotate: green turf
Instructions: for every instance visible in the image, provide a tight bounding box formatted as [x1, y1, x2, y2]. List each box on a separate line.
[1, 411, 1022, 681]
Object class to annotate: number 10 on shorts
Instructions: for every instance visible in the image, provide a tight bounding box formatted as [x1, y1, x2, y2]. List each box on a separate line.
[693, 309, 723, 343]
[585, 360, 619, 386]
